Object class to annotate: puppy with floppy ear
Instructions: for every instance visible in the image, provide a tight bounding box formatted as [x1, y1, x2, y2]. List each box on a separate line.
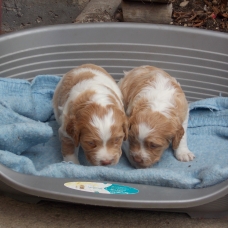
[119, 65, 195, 169]
[53, 64, 128, 166]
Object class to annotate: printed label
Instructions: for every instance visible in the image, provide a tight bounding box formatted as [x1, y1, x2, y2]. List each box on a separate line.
[64, 182, 139, 194]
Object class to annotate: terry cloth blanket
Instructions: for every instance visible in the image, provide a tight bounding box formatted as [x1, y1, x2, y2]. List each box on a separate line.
[0, 76, 228, 189]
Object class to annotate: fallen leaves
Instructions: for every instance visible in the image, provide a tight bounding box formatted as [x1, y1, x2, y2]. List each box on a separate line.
[172, 0, 228, 32]
[221, 0, 228, 11]
[173, 10, 208, 27]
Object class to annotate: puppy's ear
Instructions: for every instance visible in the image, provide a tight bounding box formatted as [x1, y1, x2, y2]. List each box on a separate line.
[65, 115, 80, 147]
[128, 115, 134, 131]
[123, 116, 129, 141]
[172, 125, 184, 150]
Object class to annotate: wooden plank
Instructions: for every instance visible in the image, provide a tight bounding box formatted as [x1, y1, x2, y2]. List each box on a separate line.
[122, 0, 172, 24]
[124, 0, 170, 3]
[75, 0, 121, 23]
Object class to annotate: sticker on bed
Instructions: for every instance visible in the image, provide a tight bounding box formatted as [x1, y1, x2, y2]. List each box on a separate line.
[64, 182, 139, 194]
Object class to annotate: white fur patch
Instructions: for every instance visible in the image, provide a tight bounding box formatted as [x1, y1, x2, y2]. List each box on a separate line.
[90, 109, 116, 164]
[174, 111, 195, 162]
[95, 147, 113, 164]
[72, 67, 122, 101]
[135, 73, 176, 118]
[58, 106, 63, 111]
[138, 122, 154, 141]
[66, 68, 123, 110]
[90, 109, 115, 143]
[63, 153, 79, 164]
[136, 123, 153, 160]
[90, 90, 113, 107]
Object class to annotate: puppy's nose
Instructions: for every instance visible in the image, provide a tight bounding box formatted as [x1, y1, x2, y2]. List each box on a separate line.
[101, 159, 112, 166]
[132, 156, 143, 164]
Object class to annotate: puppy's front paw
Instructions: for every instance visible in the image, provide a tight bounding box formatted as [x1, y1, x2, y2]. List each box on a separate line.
[174, 149, 195, 162]
[63, 154, 80, 164]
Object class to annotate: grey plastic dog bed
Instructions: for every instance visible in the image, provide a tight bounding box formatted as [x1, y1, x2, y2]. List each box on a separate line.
[0, 23, 228, 218]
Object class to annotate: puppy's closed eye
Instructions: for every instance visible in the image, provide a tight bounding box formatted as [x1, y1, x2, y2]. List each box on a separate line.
[114, 136, 123, 144]
[86, 141, 97, 149]
[148, 142, 160, 149]
[128, 135, 138, 145]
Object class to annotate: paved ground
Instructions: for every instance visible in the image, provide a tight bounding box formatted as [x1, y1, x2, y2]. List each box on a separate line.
[0, 193, 228, 228]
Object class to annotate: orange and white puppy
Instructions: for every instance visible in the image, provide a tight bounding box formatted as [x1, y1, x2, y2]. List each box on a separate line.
[118, 66, 195, 168]
[53, 64, 128, 166]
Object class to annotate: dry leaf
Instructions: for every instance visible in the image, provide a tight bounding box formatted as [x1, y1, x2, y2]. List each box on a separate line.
[221, 13, 228, 18]
[212, 6, 220, 15]
[193, 20, 205, 26]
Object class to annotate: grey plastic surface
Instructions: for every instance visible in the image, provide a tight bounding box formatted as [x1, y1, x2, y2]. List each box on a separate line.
[0, 23, 228, 218]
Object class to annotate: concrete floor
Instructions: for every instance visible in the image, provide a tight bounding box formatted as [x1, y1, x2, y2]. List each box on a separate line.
[0, 194, 228, 228]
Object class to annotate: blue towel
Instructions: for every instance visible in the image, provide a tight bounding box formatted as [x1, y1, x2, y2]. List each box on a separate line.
[0, 76, 228, 189]
[0, 76, 60, 154]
